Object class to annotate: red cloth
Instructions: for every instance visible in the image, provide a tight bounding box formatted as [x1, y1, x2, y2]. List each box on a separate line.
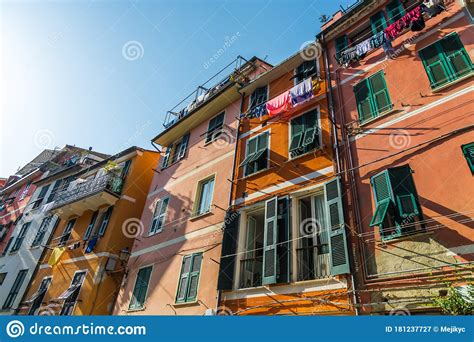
[384, 6, 422, 40]
[266, 91, 292, 117]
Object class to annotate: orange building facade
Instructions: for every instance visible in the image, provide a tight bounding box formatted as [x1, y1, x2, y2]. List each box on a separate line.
[19, 147, 159, 315]
[217, 46, 355, 315]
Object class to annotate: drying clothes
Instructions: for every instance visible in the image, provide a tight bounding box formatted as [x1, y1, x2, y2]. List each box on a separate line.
[370, 31, 386, 49]
[312, 78, 322, 94]
[336, 46, 359, 66]
[266, 91, 291, 117]
[384, 5, 423, 40]
[356, 38, 372, 57]
[48, 247, 65, 266]
[382, 36, 395, 57]
[247, 103, 267, 119]
[67, 242, 80, 250]
[421, 0, 444, 17]
[410, 12, 425, 31]
[290, 78, 313, 106]
[85, 237, 98, 254]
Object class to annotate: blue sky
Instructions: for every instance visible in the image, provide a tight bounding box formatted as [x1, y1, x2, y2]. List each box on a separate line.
[0, 0, 354, 177]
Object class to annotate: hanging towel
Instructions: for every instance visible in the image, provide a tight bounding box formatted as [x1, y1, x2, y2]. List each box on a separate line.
[266, 91, 291, 117]
[48, 247, 65, 266]
[290, 78, 313, 106]
[85, 237, 98, 254]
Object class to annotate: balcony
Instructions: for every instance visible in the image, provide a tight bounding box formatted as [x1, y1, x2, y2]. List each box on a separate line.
[50, 173, 123, 218]
[296, 245, 331, 281]
[239, 257, 263, 289]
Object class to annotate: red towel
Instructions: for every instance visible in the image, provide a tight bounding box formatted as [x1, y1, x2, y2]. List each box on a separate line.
[266, 91, 292, 117]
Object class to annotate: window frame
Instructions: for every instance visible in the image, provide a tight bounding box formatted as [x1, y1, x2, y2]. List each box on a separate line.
[31, 216, 54, 247]
[294, 59, 319, 85]
[149, 197, 170, 235]
[461, 142, 474, 174]
[2, 269, 28, 310]
[192, 175, 216, 217]
[128, 265, 153, 310]
[10, 222, 31, 253]
[59, 218, 76, 246]
[288, 106, 322, 159]
[205, 111, 226, 144]
[59, 270, 87, 316]
[241, 130, 270, 177]
[248, 85, 269, 111]
[175, 252, 203, 304]
[97, 206, 114, 237]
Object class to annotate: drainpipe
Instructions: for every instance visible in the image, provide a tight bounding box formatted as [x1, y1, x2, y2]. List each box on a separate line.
[320, 33, 360, 315]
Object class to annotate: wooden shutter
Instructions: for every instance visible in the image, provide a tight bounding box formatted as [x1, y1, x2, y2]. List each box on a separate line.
[369, 72, 391, 114]
[370, 11, 387, 34]
[354, 79, 373, 122]
[386, 0, 405, 23]
[98, 207, 113, 236]
[389, 165, 421, 218]
[277, 197, 290, 284]
[324, 178, 350, 275]
[186, 253, 203, 302]
[178, 133, 190, 160]
[83, 211, 98, 240]
[371, 170, 393, 204]
[217, 211, 240, 290]
[262, 197, 278, 285]
[130, 266, 152, 309]
[419, 43, 450, 88]
[161, 144, 173, 168]
[440, 34, 473, 79]
[462, 142, 474, 174]
[176, 255, 192, 303]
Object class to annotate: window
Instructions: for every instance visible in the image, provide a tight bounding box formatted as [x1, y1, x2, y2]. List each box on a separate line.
[370, 11, 387, 35]
[31, 216, 54, 247]
[47, 180, 62, 203]
[59, 271, 86, 315]
[462, 142, 474, 174]
[2, 269, 28, 309]
[0, 272, 6, 285]
[369, 165, 424, 240]
[205, 112, 225, 143]
[419, 33, 473, 89]
[239, 210, 264, 288]
[28, 276, 52, 315]
[32, 185, 50, 209]
[149, 197, 169, 235]
[19, 182, 32, 200]
[193, 176, 215, 216]
[294, 60, 318, 84]
[335, 35, 348, 58]
[98, 207, 113, 236]
[1, 237, 14, 256]
[176, 253, 202, 303]
[83, 211, 99, 240]
[10, 222, 31, 253]
[354, 71, 392, 123]
[59, 219, 76, 246]
[249, 86, 268, 109]
[240, 132, 269, 177]
[129, 266, 152, 310]
[386, 0, 405, 23]
[289, 108, 320, 158]
[161, 133, 190, 168]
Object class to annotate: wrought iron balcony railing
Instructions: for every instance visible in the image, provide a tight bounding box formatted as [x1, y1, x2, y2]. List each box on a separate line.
[239, 256, 263, 289]
[296, 245, 331, 281]
[51, 173, 123, 210]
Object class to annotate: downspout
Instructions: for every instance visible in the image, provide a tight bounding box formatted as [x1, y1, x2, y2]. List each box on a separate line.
[216, 87, 245, 314]
[320, 32, 360, 316]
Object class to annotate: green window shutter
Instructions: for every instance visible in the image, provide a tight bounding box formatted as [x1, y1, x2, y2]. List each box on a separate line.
[440, 34, 474, 80]
[370, 11, 387, 35]
[369, 199, 391, 227]
[369, 72, 392, 114]
[161, 144, 173, 168]
[354, 79, 374, 122]
[176, 253, 202, 303]
[186, 253, 202, 302]
[389, 165, 421, 219]
[129, 266, 152, 309]
[177, 133, 190, 160]
[262, 197, 278, 285]
[244, 132, 269, 176]
[324, 178, 349, 275]
[371, 170, 393, 204]
[419, 43, 451, 88]
[290, 116, 304, 153]
[461, 142, 474, 174]
[335, 35, 348, 56]
[176, 256, 191, 303]
[386, 0, 405, 23]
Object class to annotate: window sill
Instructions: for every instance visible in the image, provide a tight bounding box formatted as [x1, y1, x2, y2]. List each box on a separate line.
[173, 300, 199, 307]
[359, 107, 396, 127]
[430, 72, 474, 93]
[379, 229, 433, 244]
[125, 306, 146, 313]
[189, 210, 213, 221]
[147, 229, 163, 237]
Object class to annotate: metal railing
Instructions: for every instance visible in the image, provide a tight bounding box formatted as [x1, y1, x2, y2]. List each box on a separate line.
[51, 173, 123, 209]
[296, 245, 331, 281]
[163, 56, 250, 128]
[239, 256, 263, 289]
